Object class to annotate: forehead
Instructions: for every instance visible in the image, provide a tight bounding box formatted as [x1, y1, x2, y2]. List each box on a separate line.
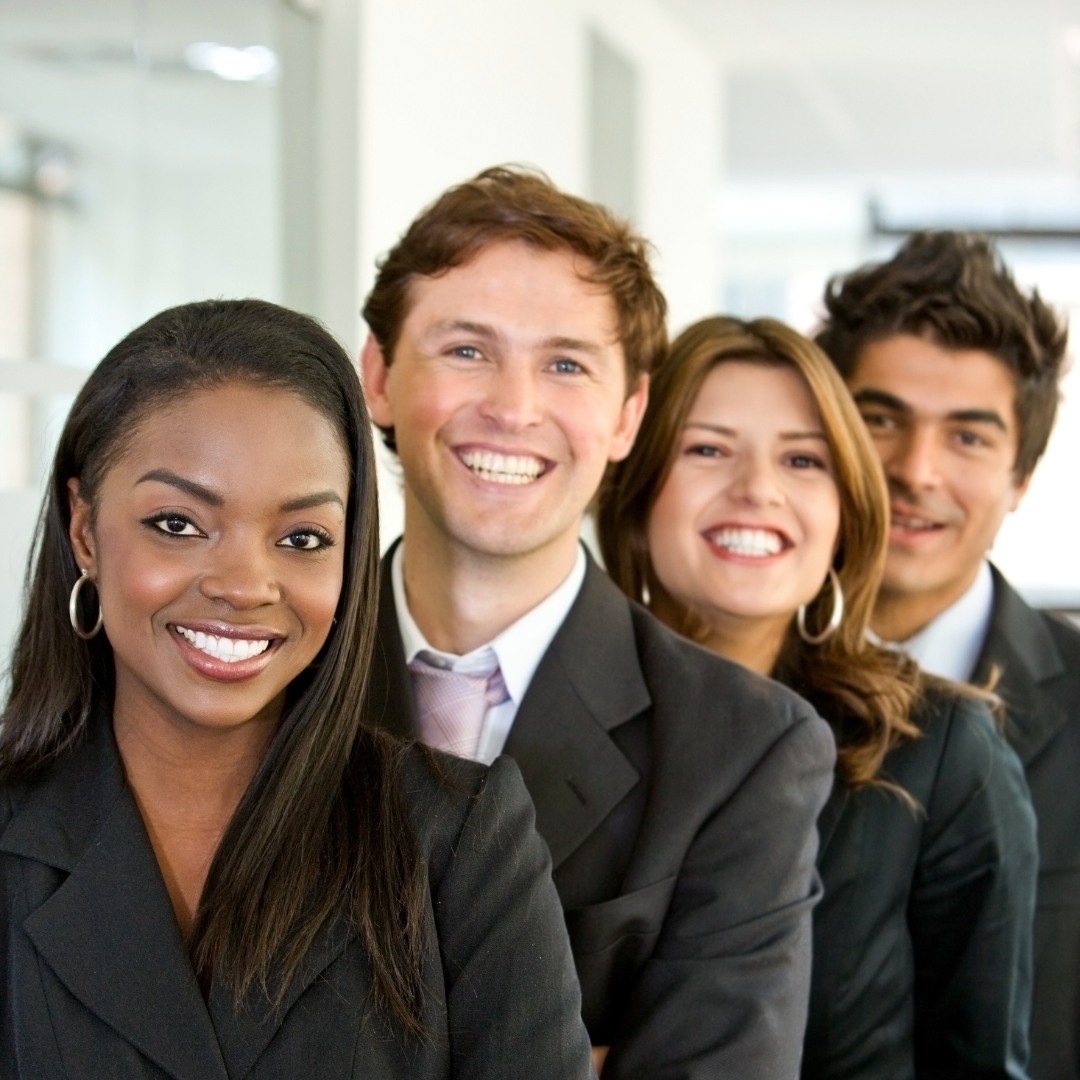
[400, 239, 620, 344]
[849, 334, 1018, 421]
[691, 361, 820, 424]
[110, 383, 349, 484]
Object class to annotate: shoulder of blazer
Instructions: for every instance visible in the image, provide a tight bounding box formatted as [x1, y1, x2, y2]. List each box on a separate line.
[975, 564, 1080, 765]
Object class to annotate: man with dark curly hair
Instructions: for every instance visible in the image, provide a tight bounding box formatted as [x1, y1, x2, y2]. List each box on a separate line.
[817, 231, 1079, 1080]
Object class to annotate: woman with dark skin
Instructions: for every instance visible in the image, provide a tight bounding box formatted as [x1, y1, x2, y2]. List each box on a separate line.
[597, 315, 1038, 1080]
[0, 298, 593, 1079]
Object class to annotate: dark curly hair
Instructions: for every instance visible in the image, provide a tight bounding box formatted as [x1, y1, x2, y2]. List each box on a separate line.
[815, 230, 1068, 480]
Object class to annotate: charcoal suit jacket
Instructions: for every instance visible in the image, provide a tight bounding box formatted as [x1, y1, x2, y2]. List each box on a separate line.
[0, 717, 594, 1079]
[804, 688, 1037, 1079]
[973, 566, 1080, 1080]
[371, 545, 837, 1079]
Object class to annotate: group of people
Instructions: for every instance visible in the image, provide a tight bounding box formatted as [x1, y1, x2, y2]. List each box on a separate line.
[0, 164, 1076, 1080]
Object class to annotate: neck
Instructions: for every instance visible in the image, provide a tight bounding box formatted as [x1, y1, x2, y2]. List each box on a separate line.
[113, 703, 275, 936]
[400, 525, 580, 656]
[650, 594, 788, 677]
[871, 567, 982, 643]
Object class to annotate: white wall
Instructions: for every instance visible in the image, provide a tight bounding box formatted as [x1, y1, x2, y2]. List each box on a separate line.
[349, 0, 722, 546]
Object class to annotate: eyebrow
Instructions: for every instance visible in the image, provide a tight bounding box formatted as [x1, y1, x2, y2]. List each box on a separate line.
[135, 469, 345, 513]
[852, 388, 1008, 431]
[685, 421, 828, 441]
[428, 319, 605, 355]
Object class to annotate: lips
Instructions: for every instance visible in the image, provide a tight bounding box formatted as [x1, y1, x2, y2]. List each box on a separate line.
[171, 622, 283, 681]
[458, 448, 547, 486]
[890, 504, 945, 533]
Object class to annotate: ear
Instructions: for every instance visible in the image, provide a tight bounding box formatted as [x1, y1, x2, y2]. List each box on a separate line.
[67, 478, 97, 574]
[360, 334, 396, 429]
[609, 374, 650, 463]
[1008, 469, 1033, 513]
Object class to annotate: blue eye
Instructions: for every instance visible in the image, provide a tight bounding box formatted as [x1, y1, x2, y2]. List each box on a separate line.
[552, 358, 584, 374]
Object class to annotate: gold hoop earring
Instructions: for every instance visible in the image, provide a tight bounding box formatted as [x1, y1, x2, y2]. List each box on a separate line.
[69, 569, 103, 640]
[797, 567, 843, 645]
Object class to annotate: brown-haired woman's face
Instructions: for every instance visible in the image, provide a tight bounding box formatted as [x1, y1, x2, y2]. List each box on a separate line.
[646, 361, 841, 644]
[67, 382, 349, 739]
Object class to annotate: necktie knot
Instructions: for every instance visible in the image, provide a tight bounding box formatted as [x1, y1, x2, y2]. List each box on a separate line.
[408, 650, 508, 760]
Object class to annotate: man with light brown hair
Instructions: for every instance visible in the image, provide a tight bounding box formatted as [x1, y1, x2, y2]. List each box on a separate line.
[363, 165, 836, 1078]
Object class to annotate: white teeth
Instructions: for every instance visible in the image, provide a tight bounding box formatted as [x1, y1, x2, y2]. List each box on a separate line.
[708, 527, 783, 557]
[460, 450, 545, 485]
[176, 626, 271, 663]
[893, 513, 937, 531]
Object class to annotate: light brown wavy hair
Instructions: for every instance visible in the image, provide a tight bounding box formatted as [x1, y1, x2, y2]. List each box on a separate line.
[597, 315, 924, 791]
[362, 164, 668, 452]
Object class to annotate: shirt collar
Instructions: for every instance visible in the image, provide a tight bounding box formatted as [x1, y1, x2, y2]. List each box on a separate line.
[872, 559, 994, 682]
[391, 543, 587, 706]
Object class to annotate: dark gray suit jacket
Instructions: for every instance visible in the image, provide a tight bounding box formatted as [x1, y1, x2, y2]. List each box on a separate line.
[0, 718, 594, 1079]
[805, 688, 1037, 1079]
[371, 547, 837, 1079]
[973, 566, 1080, 1080]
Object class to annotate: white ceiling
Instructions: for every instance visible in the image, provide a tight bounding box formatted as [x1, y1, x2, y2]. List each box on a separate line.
[659, 0, 1080, 181]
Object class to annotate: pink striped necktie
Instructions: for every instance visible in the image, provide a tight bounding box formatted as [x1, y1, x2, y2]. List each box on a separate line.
[407, 650, 508, 760]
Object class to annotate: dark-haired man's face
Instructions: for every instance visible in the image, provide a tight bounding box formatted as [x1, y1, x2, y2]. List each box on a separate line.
[846, 333, 1030, 638]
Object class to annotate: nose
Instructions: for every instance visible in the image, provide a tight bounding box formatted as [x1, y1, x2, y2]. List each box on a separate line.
[478, 364, 544, 432]
[882, 426, 941, 493]
[199, 538, 281, 609]
[730, 452, 783, 506]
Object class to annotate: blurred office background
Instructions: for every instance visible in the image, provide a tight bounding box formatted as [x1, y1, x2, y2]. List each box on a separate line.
[1, 0, 1078, 666]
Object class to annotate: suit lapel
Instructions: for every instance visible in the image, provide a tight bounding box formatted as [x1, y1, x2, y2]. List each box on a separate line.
[2, 718, 359, 1080]
[206, 914, 354, 1078]
[973, 564, 1069, 765]
[374, 545, 646, 869]
[371, 545, 418, 740]
[505, 559, 645, 869]
[1, 721, 228, 1080]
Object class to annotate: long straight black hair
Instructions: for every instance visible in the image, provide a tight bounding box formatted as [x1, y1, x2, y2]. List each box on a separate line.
[1, 298, 429, 1032]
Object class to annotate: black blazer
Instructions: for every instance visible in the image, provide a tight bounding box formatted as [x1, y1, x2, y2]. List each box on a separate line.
[804, 689, 1038, 1079]
[371, 547, 837, 1079]
[973, 566, 1080, 1080]
[0, 718, 594, 1079]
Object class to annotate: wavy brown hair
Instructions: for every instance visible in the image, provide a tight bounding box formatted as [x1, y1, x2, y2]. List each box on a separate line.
[597, 315, 924, 791]
[1, 299, 430, 1034]
[362, 164, 667, 451]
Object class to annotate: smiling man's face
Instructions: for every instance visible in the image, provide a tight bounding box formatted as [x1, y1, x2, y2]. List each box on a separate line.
[362, 239, 648, 574]
[846, 333, 1030, 638]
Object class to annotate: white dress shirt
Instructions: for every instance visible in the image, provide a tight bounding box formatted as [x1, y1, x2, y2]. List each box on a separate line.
[876, 560, 995, 683]
[392, 544, 587, 764]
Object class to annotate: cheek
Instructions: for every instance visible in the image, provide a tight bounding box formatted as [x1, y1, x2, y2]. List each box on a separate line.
[297, 561, 346, 643]
[96, 531, 190, 622]
[646, 481, 693, 575]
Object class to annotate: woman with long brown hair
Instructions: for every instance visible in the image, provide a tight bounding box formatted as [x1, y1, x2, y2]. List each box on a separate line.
[598, 315, 1037, 1079]
[0, 298, 592, 1078]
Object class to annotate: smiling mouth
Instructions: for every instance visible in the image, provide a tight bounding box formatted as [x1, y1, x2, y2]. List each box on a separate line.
[175, 625, 272, 663]
[705, 526, 785, 557]
[459, 449, 546, 486]
[891, 508, 944, 532]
